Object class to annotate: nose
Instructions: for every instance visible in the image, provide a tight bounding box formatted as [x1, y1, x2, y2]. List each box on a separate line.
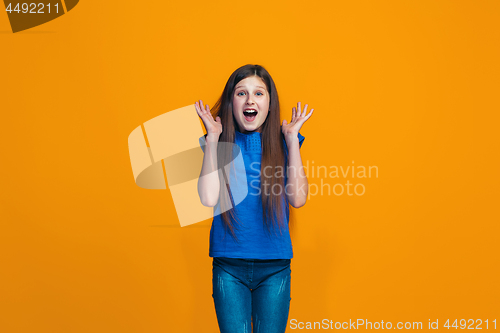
[246, 95, 255, 105]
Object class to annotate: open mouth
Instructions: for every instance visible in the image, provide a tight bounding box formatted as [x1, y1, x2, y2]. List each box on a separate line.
[243, 109, 258, 122]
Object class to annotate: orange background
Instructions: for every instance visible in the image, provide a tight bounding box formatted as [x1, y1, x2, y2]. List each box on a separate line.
[1, 1, 499, 332]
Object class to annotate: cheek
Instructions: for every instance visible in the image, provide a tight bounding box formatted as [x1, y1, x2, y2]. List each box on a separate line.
[259, 110, 269, 123]
[233, 99, 244, 111]
[263, 98, 270, 110]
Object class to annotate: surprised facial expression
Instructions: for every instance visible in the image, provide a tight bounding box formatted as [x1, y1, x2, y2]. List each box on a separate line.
[232, 76, 270, 134]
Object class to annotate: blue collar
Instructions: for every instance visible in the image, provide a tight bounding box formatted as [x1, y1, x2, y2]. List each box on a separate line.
[235, 129, 262, 152]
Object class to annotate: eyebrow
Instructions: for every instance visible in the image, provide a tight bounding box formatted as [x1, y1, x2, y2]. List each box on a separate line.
[234, 85, 266, 90]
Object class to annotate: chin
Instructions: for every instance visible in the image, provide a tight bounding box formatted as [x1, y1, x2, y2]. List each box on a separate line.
[241, 123, 262, 133]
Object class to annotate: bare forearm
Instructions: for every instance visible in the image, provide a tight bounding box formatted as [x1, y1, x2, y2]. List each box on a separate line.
[285, 137, 308, 208]
[198, 134, 220, 207]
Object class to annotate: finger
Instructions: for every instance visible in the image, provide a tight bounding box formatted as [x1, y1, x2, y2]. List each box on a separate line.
[302, 104, 308, 117]
[197, 102, 211, 119]
[304, 109, 314, 120]
[195, 102, 203, 117]
[216, 116, 221, 123]
[282, 119, 287, 126]
[297, 101, 301, 115]
[292, 107, 296, 121]
[197, 100, 205, 115]
[204, 103, 212, 118]
[199, 100, 206, 114]
[295, 109, 313, 124]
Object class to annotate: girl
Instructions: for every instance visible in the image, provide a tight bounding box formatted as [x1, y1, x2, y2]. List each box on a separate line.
[195, 64, 313, 333]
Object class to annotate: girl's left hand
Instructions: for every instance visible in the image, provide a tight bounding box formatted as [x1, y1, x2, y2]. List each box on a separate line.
[282, 102, 314, 139]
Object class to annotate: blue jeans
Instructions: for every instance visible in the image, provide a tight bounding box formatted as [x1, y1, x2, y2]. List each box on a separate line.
[212, 257, 291, 333]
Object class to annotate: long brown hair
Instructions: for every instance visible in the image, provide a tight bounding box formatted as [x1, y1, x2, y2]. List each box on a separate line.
[209, 64, 287, 242]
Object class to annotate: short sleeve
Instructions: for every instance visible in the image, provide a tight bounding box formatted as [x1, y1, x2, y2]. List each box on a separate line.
[283, 132, 305, 159]
[298, 132, 305, 148]
[199, 135, 207, 153]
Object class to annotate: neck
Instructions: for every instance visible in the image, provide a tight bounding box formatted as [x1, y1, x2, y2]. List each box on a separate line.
[236, 125, 263, 134]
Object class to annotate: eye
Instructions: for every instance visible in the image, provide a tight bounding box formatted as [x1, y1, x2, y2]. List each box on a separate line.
[256, 92, 263, 96]
[237, 91, 245, 96]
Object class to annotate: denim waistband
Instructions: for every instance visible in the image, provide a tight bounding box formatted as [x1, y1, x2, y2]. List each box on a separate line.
[213, 257, 291, 265]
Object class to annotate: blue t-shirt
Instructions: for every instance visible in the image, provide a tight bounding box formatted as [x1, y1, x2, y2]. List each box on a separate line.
[199, 129, 305, 259]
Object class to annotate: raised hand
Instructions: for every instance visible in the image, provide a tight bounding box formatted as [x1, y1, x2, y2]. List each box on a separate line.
[195, 100, 222, 138]
[282, 102, 314, 140]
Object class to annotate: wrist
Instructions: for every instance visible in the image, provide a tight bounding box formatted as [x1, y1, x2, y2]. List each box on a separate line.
[206, 133, 220, 143]
[284, 133, 299, 144]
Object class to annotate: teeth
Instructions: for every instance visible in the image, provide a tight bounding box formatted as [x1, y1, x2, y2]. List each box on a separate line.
[245, 110, 257, 113]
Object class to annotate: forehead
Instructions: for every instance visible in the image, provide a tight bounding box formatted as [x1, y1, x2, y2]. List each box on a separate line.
[235, 76, 267, 90]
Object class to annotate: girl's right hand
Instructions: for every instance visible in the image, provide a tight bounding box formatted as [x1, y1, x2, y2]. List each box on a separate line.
[195, 100, 222, 138]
